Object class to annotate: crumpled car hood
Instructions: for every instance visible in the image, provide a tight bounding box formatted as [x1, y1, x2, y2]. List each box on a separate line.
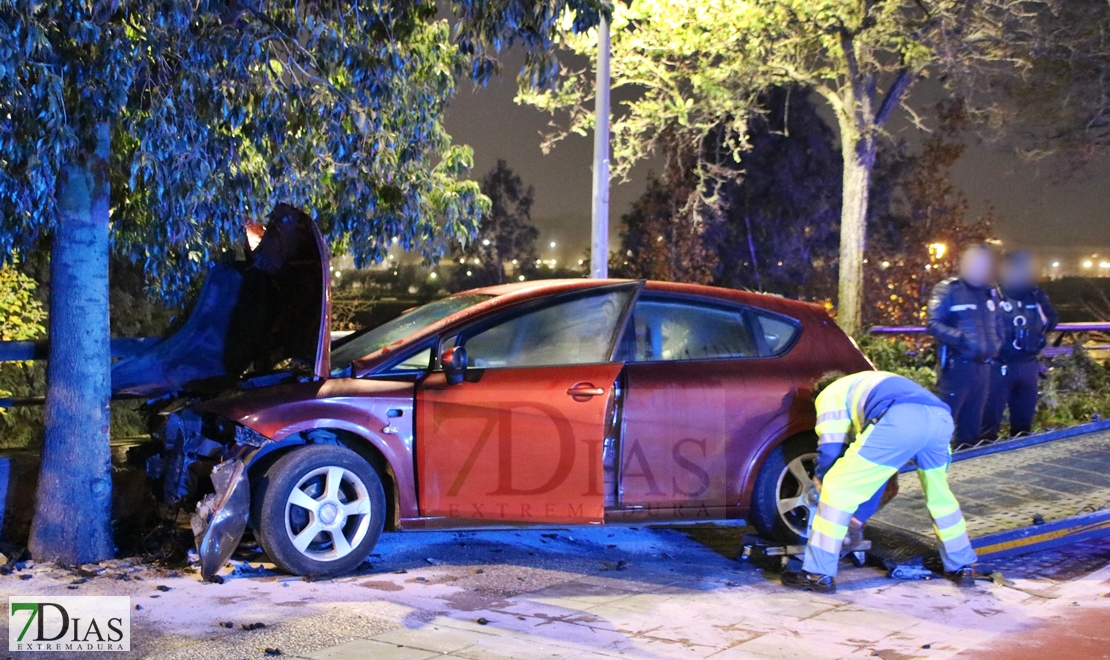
[112, 204, 331, 397]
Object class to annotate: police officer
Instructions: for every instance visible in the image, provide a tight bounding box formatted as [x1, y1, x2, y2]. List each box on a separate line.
[981, 251, 1058, 440]
[781, 371, 978, 593]
[926, 245, 1004, 447]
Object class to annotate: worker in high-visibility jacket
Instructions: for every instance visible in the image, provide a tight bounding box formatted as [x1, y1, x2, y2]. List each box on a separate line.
[781, 370, 979, 593]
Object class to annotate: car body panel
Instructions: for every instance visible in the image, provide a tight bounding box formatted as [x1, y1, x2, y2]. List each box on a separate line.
[416, 363, 623, 525]
[198, 378, 419, 519]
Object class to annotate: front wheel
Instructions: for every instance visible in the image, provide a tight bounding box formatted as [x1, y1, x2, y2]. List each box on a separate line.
[749, 434, 819, 544]
[253, 444, 386, 577]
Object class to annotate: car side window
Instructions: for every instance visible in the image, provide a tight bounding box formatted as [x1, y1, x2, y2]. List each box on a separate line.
[460, 290, 631, 368]
[752, 311, 800, 356]
[392, 347, 433, 372]
[617, 299, 758, 362]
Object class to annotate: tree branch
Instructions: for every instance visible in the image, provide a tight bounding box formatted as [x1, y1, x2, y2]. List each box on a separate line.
[874, 67, 914, 127]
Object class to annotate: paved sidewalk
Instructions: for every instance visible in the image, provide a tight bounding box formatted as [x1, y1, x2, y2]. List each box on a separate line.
[4, 525, 1108, 659]
[292, 532, 1110, 660]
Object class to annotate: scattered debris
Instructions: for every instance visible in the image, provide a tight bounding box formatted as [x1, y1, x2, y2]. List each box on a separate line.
[219, 622, 234, 629]
[888, 565, 935, 580]
[424, 557, 441, 565]
[241, 622, 266, 631]
[922, 644, 932, 649]
[476, 618, 490, 625]
[155, 584, 171, 592]
[264, 648, 282, 656]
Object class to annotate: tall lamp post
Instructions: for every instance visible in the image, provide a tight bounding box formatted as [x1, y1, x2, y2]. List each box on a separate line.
[590, 8, 611, 279]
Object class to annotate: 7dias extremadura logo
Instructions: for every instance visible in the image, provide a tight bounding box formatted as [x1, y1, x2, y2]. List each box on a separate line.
[8, 596, 130, 652]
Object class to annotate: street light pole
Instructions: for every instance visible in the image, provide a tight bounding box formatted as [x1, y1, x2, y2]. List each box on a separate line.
[590, 10, 611, 279]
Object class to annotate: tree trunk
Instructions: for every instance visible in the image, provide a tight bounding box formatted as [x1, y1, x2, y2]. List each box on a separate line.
[836, 124, 876, 337]
[29, 123, 115, 564]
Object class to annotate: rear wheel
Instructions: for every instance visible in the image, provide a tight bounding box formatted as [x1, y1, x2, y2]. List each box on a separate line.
[253, 444, 385, 577]
[750, 434, 819, 544]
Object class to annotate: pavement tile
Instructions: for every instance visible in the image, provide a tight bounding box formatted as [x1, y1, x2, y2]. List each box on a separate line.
[371, 623, 494, 654]
[300, 638, 441, 660]
[448, 633, 600, 660]
[803, 605, 924, 640]
[721, 631, 862, 660]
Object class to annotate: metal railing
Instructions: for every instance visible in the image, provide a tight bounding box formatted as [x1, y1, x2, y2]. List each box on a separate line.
[870, 322, 1110, 357]
[871, 322, 1110, 334]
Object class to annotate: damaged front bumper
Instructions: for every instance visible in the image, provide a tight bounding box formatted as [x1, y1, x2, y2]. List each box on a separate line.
[150, 409, 267, 581]
[192, 459, 250, 581]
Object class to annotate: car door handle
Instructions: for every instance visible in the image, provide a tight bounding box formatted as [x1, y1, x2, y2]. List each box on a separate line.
[566, 383, 606, 398]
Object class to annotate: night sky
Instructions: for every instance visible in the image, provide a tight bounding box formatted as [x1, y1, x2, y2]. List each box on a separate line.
[443, 53, 1110, 264]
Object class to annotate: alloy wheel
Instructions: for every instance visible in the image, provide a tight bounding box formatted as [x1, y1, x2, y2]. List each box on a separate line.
[283, 465, 373, 561]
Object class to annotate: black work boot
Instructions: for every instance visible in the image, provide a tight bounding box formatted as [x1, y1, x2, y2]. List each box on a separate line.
[946, 566, 977, 587]
[781, 569, 837, 594]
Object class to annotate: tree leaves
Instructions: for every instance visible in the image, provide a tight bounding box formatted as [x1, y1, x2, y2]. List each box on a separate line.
[0, 0, 492, 299]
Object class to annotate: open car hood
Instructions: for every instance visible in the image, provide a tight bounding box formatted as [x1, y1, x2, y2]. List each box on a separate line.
[112, 204, 331, 397]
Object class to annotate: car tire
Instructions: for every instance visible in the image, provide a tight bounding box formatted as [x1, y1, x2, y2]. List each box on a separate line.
[749, 434, 819, 544]
[253, 444, 386, 577]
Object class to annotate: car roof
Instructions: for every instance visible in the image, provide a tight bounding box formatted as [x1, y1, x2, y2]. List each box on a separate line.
[465, 278, 825, 317]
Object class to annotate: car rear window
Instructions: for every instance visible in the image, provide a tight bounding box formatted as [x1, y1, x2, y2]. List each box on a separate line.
[751, 311, 801, 356]
[616, 299, 758, 362]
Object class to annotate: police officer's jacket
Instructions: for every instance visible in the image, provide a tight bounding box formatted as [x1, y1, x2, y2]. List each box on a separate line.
[813, 371, 948, 479]
[926, 277, 1004, 362]
[996, 285, 1058, 363]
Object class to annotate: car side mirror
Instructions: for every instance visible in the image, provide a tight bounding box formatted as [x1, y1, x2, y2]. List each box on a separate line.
[441, 346, 468, 385]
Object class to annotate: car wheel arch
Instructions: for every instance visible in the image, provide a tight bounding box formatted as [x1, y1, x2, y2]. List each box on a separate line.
[738, 424, 819, 512]
[246, 427, 400, 532]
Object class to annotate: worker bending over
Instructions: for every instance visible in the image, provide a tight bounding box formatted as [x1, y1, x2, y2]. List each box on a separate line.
[781, 371, 978, 593]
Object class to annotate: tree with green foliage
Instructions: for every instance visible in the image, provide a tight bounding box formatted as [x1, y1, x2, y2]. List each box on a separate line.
[0, 0, 620, 564]
[451, 159, 540, 288]
[523, 0, 1039, 334]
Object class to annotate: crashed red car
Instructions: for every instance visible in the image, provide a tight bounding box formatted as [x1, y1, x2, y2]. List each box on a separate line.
[114, 206, 872, 580]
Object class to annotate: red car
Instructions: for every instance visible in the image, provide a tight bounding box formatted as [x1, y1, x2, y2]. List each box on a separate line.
[114, 207, 871, 579]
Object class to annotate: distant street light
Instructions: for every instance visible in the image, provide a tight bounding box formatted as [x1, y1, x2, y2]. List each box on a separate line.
[1083, 260, 1094, 269]
[928, 243, 947, 260]
[550, 241, 557, 249]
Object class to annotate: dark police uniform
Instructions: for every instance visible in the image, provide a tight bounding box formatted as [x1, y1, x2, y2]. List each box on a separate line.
[981, 286, 1058, 439]
[926, 277, 1004, 446]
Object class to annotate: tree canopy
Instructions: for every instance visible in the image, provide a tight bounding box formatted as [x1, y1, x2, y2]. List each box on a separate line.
[521, 0, 1040, 334]
[450, 159, 540, 288]
[0, 0, 496, 295]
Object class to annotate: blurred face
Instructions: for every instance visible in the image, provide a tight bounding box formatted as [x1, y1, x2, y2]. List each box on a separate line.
[1001, 258, 1036, 290]
[959, 248, 993, 287]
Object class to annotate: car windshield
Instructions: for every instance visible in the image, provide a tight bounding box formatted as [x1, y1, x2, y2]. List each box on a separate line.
[330, 294, 494, 373]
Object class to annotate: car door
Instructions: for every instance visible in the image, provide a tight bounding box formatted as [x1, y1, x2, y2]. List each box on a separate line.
[612, 295, 802, 520]
[415, 285, 636, 524]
